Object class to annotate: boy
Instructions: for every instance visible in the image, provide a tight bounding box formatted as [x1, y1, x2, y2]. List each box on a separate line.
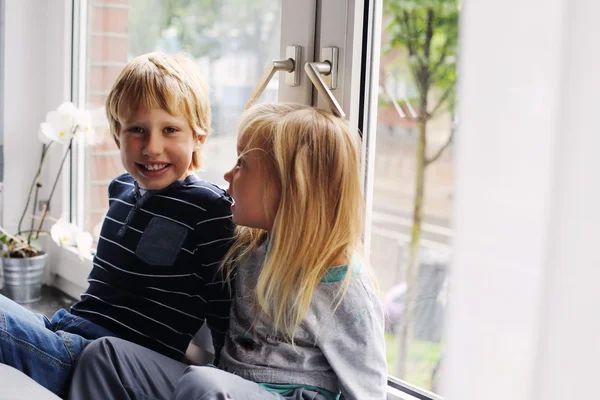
[0, 52, 234, 397]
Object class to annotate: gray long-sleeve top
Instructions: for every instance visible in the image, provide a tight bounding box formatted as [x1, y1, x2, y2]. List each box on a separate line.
[219, 245, 388, 400]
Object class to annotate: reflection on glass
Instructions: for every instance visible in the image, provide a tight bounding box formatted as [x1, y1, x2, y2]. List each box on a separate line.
[84, 0, 282, 238]
[372, 0, 459, 393]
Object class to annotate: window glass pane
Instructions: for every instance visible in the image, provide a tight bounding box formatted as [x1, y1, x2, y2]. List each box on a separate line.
[83, 0, 282, 238]
[370, 0, 459, 393]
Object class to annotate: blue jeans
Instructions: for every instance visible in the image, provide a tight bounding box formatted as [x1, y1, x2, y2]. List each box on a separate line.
[0, 294, 113, 397]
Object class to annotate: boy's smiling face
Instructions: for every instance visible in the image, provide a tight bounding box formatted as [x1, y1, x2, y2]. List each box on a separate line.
[118, 106, 202, 190]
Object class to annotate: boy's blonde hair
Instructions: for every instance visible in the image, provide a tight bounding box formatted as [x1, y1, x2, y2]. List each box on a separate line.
[106, 52, 211, 171]
[223, 103, 364, 341]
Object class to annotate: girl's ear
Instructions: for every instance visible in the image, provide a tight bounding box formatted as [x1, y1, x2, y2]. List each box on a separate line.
[195, 133, 207, 145]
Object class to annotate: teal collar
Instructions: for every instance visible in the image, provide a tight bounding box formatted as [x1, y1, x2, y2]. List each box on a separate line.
[264, 237, 360, 283]
[321, 256, 361, 283]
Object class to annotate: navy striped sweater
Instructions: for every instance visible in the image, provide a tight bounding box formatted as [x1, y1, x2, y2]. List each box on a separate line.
[71, 173, 235, 361]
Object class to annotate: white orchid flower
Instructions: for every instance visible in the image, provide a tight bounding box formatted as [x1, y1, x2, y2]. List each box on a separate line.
[87, 107, 110, 145]
[39, 102, 79, 144]
[51, 218, 94, 259]
[75, 109, 92, 134]
[39, 102, 102, 146]
[50, 218, 79, 247]
[76, 109, 102, 146]
[75, 231, 93, 259]
[38, 122, 58, 144]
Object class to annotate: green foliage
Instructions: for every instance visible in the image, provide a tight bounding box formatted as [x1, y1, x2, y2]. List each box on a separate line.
[385, 333, 442, 391]
[384, 0, 459, 116]
[0, 231, 43, 258]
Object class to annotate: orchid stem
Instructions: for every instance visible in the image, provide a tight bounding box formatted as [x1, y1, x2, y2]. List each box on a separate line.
[18, 143, 53, 236]
[28, 183, 42, 244]
[34, 136, 75, 239]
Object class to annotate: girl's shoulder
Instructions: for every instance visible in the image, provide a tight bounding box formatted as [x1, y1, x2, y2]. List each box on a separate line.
[316, 257, 382, 312]
[308, 262, 384, 340]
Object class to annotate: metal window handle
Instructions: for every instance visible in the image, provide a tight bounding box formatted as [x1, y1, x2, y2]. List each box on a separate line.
[246, 45, 301, 110]
[304, 47, 345, 118]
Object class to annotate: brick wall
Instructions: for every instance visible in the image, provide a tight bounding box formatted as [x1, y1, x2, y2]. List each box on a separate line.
[85, 0, 129, 235]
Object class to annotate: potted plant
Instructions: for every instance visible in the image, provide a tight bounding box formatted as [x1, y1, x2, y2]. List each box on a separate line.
[0, 102, 99, 303]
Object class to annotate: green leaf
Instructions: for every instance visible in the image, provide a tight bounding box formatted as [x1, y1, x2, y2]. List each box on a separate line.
[384, 0, 459, 114]
[28, 238, 42, 252]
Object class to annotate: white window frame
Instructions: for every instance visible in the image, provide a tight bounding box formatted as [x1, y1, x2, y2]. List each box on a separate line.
[43, 0, 92, 300]
[277, 0, 318, 103]
[72, 0, 88, 235]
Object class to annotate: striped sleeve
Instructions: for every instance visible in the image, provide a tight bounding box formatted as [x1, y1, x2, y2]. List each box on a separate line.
[194, 195, 235, 363]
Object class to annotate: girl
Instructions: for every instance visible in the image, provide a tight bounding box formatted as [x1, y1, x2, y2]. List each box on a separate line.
[68, 103, 387, 400]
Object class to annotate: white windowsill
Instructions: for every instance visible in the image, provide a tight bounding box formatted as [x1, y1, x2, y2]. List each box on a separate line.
[46, 242, 92, 300]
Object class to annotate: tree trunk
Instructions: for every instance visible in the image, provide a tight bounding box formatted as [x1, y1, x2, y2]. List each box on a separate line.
[396, 115, 427, 379]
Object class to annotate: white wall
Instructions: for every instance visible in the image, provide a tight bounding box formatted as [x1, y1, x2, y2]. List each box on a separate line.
[1, 0, 74, 291]
[444, 0, 600, 399]
[2, 0, 70, 234]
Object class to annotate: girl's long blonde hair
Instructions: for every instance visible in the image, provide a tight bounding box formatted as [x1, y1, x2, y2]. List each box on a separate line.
[223, 103, 364, 340]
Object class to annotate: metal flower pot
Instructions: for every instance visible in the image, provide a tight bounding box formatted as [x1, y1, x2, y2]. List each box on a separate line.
[1, 252, 48, 303]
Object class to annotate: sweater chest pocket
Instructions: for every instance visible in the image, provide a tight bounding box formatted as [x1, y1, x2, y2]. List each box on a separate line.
[136, 217, 190, 266]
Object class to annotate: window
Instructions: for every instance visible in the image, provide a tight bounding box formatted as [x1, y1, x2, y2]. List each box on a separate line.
[79, 0, 284, 238]
[367, 0, 458, 393]
[73, 0, 455, 397]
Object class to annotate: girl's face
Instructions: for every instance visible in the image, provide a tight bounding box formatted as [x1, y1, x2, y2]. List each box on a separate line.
[223, 137, 279, 232]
